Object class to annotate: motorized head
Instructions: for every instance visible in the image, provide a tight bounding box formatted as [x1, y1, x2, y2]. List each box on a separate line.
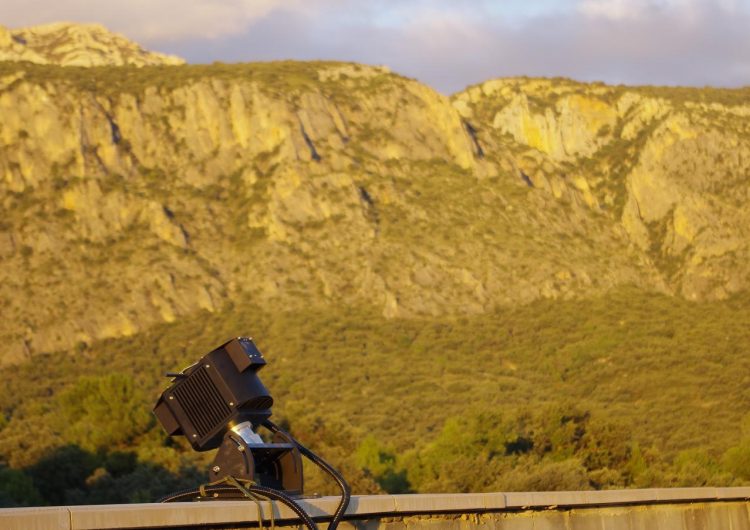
[153, 337, 273, 451]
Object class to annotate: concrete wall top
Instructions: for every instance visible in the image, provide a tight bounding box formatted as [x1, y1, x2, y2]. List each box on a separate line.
[2, 487, 750, 530]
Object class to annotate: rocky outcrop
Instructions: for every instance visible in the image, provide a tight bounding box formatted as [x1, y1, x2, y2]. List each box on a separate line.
[1, 58, 749, 365]
[0, 22, 183, 67]
[452, 77, 750, 301]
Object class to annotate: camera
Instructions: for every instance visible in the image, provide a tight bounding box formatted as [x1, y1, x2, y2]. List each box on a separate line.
[154, 336, 350, 530]
[153, 337, 273, 452]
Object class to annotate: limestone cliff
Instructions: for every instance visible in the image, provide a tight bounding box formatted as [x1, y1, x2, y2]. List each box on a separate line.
[1, 60, 749, 365]
[453, 77, 750, 301]
[0, 23, 184, 67]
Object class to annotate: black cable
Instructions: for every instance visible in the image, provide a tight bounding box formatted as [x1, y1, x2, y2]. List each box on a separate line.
[262, 419, 351, 530]
[158, 420, 349, 530]
[157, 486, 202, 502]
[252, 484, 319, 530]
[159, 483, 319, 530]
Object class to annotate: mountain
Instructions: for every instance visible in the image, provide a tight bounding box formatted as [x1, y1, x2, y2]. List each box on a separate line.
[0, 22, 184, 67]
[1, 60, 750, 366]
[2, 26, 750, 505]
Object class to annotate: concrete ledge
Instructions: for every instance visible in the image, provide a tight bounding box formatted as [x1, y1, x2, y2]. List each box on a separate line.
[394, 493, 487, 513]
[2, 488, 750, 530]
[0, 506, 69, 530]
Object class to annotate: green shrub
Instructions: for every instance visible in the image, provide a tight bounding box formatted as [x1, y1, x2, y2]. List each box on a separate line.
[55, 374, 152, 452]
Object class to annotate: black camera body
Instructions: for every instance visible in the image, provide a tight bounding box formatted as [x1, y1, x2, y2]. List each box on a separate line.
[154, 336, 349, 519]
[154, 337, 273, 452]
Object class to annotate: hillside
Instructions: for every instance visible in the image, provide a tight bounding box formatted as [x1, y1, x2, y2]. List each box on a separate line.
[1, 288, 750, 505]
[0, 23, 184, 67]
[3, 62, 750, 366]
[1, 50, 750, 506]
[453, 78, 750, 298]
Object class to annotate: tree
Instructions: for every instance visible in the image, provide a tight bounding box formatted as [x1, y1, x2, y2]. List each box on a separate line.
[55, 374, 152, 452]
[27, 445, 98, 505]
[0, 466, 42, 507]
[722, 442, 750, 482]
[355, 435, 409, 493]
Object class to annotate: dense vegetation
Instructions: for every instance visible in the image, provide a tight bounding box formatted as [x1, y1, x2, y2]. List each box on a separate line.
[0, 60, 400, 99]
[1, 286, 749, 506]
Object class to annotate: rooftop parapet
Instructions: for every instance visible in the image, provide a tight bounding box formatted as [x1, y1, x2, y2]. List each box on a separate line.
[3, 487, 750, 530]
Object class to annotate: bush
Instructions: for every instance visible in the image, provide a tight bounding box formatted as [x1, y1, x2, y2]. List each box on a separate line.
[722, 442, 750, 481]
[0, 466, 42, 507]
[55, 374, 152, 452]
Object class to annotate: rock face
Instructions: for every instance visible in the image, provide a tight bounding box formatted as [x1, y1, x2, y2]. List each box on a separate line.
[453, 78, 750, 302]
[0, 22, 184, 67]
[1, 59, 749, 365]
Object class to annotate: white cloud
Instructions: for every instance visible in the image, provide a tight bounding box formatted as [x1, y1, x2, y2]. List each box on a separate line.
[578, 0, 650, 20]
[576, 0, 748, 22]
[576, 0, 713, 21]
[2, 0, 307, 41]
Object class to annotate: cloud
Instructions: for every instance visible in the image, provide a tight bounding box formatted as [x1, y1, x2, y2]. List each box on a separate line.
[578, 0, 746, 21]
[1, 0, 554, 41]
[2, 0, 306, 41]
[577, 0, 697, 20]
[164, 0, 750, 93]
[4, 0, 750, 92]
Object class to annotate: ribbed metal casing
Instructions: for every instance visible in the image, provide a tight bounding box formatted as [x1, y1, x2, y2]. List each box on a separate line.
[153, 337, 274, 451]
[173, 367, 231, 438]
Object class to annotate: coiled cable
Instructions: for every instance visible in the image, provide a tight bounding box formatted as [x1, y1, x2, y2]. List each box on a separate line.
[159, 421, 350, 530]
[262, 419, 351, 530]
[159, 480, 318, 530]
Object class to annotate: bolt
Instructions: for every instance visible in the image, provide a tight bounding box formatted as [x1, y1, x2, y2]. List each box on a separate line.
[212, 466, 220, 473]
[204, 364, 210, 369]
[168, 395, 174, 400]
[229, 402, 235, 406]
[192, 434, 197, 438]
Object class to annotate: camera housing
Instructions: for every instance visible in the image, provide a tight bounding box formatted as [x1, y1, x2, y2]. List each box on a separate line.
[153, 337, 273, 451]
[153, 336, 350, 506]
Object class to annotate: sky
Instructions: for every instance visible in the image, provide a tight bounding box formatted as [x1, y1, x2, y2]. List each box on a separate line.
[4, 0, 750, 94]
